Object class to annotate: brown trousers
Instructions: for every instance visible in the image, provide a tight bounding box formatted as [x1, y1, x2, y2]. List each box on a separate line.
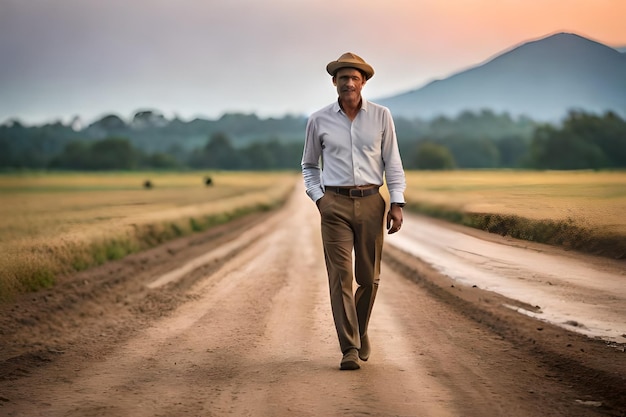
[318, 190, 386, 353]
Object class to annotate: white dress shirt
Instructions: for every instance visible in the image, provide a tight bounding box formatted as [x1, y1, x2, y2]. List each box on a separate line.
[301, 98, 406, 204]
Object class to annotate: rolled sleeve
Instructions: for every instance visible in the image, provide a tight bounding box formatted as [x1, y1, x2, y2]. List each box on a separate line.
[381, 108, 406, 204]
[301, 117, 325, 202]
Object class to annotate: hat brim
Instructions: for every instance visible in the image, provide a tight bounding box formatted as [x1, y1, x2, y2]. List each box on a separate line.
[326, 61, 374, 80]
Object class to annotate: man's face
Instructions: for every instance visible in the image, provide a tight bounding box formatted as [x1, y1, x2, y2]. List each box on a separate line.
[333, 68, 366, 102]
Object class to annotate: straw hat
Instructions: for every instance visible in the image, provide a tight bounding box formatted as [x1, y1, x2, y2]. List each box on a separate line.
[326, 52, 375, 80]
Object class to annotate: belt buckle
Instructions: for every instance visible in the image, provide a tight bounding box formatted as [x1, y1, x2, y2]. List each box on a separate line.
[349, 188, 362, 198]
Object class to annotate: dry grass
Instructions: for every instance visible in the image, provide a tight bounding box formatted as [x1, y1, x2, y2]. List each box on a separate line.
[404, 170, 626, 258]
[0, 171, 298, 300]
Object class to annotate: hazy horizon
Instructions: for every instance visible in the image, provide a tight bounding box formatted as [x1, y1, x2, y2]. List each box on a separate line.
[1, 0, 625, 126]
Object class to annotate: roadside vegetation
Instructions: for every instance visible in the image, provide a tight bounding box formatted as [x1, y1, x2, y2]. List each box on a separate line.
[0, 171, 298, 301]
[403, 170, 626, 259]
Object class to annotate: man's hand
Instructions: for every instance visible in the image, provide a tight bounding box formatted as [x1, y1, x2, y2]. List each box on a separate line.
[315, 195, 324, 211]
[386, 204, 404, 234]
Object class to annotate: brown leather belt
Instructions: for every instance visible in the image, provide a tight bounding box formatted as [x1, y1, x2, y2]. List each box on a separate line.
[329, 186, 379, 198]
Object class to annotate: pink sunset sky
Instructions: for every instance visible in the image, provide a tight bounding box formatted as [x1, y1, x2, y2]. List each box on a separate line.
[1, 0, 625, 125]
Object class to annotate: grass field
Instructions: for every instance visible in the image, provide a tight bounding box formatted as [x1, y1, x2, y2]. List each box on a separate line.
[404, 170, 626, 259]
[1, 169, 624, 300]
[0, 171, 298, 300]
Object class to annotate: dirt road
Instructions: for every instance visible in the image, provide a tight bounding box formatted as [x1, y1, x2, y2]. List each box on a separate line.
[1, 186, 625, 417]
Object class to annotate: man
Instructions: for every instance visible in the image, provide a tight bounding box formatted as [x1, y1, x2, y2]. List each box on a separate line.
[301, 52, 406, 370]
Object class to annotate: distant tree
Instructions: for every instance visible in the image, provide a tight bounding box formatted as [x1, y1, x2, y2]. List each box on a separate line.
[99, 115, 125, 128]
[142, 152, 180, 169]
[271, 141, 303, 169]
[2, 118, 23, 128]
[132, 110, 168, 129]
[560, 111, 626, 168]
[89, 137, 139, 170]
[13, 134, 50, 169]
[50, 137, 147, 170]
[413, 142, 456, 170]
[437, 136, 500, 168]
[49, 141, 90, 169]
[87, 114, 129, 139]
[164, 143, 188, 164]
[422, 110, 535, 142]
[241, 142, 276, 170]
[189, 131, 242, 169]
[496, 135, 530, 167]
[529, 124, 608, 169]
[0, 119, 81, 168]
[0, 137, 13, 168]
[525, 110, 626, 169]
[240, 138, 302, 170]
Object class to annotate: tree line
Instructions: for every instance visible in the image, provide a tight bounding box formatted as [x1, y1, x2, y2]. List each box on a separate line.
[41, 134, 303, 171]
[1, 109, 625, 171]
[406, 110, 626, 170]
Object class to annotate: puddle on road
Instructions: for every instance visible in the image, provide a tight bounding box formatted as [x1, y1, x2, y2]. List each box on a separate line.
[386, 218, 626, 345]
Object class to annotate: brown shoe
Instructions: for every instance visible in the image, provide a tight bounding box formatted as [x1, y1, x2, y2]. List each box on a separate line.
[340, 348, 360, 370]
[359, 334, 370, 361]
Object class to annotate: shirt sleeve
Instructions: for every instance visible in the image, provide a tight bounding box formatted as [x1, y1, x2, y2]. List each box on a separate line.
[381, 108, 406, 204]
[301, 116, 325, 202]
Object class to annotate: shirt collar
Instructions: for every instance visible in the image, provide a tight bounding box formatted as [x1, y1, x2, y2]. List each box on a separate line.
[333, 97, 369, 113]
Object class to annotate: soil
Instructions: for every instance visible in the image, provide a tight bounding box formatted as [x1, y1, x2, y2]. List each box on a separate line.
[1, 187, 625, 417]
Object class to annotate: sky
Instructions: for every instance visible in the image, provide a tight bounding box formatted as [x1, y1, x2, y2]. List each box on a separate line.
[1, 0, 625, 126]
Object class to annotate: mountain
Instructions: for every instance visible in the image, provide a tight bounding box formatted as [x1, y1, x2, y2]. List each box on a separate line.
[377, 33, 626, 121]
[616, 46, 626, 53]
